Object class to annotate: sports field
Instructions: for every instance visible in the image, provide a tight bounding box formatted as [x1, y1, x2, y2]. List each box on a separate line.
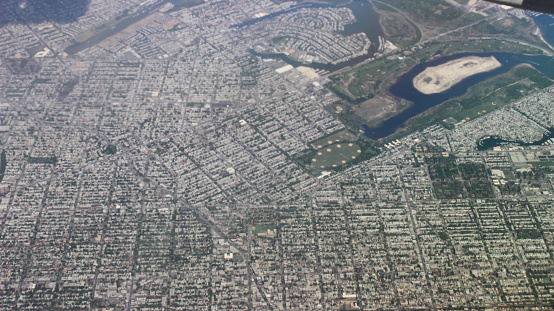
[251, 224, 277, 234]
[311, 142, 361, 169]
[312, 130, 356, 149]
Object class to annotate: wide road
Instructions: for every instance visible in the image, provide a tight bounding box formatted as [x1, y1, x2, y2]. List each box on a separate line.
[65, 0, 172, 55]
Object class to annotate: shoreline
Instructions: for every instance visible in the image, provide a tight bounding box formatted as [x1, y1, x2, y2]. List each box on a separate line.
[534, 25, 554, 55]
[412, 56, 502, 95]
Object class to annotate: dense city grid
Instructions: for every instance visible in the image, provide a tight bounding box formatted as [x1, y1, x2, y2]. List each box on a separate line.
[1, 0, 554, 310]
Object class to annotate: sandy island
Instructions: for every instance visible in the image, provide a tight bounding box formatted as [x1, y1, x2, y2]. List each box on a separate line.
[413, 56, 502, 95]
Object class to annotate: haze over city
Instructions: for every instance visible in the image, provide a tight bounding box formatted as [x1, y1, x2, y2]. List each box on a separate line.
[1, 0, 554, 310]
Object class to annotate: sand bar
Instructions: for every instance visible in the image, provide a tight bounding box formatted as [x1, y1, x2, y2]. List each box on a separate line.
[413, 56, 502, 95]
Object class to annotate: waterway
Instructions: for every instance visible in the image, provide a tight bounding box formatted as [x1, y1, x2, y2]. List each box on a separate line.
[65, 0, 554, 143]
[246, 4, 554, 140]
[66, 0, 382, 57]
[65, 0, 193, 55]
[245, 0, 384, 72]
[363, 52, 554, 139]
[530, 12, 554, 47]
[362, 13, 554, 140]
[477, 128, 554, 150]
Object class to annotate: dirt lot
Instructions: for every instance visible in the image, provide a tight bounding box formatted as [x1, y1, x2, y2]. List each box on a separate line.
[354, 95, 411, 127]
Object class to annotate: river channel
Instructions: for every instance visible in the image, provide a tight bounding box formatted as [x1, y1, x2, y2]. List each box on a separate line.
[364, 52, 554, 139]
[478, 128, 554, 150]
[241, 3, 554, 140]
[244, 0, 384, 72]
[530, 12, 554, 49]
[66, 0, 554, 142]
[65, 0, 194, 55]
[362, 11, 554, 140]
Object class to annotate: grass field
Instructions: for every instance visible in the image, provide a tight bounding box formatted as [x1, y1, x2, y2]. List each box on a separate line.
[445, 65, 553, 122]
[326, 39, 547, 140]
[327, 39, 543, 104]
[373, 1, 421, 48]
[311, 142, 361, 169]
[311, 130, 356, 149]
[272, 36, 290, 45]
[410, 40, 544, 64]
[501, 168, 514, 179]
[327, 56, 416, 103]
[383, 0, 463, 27]
[251, 224, 277, 234]
[528, 162, 554, 167]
